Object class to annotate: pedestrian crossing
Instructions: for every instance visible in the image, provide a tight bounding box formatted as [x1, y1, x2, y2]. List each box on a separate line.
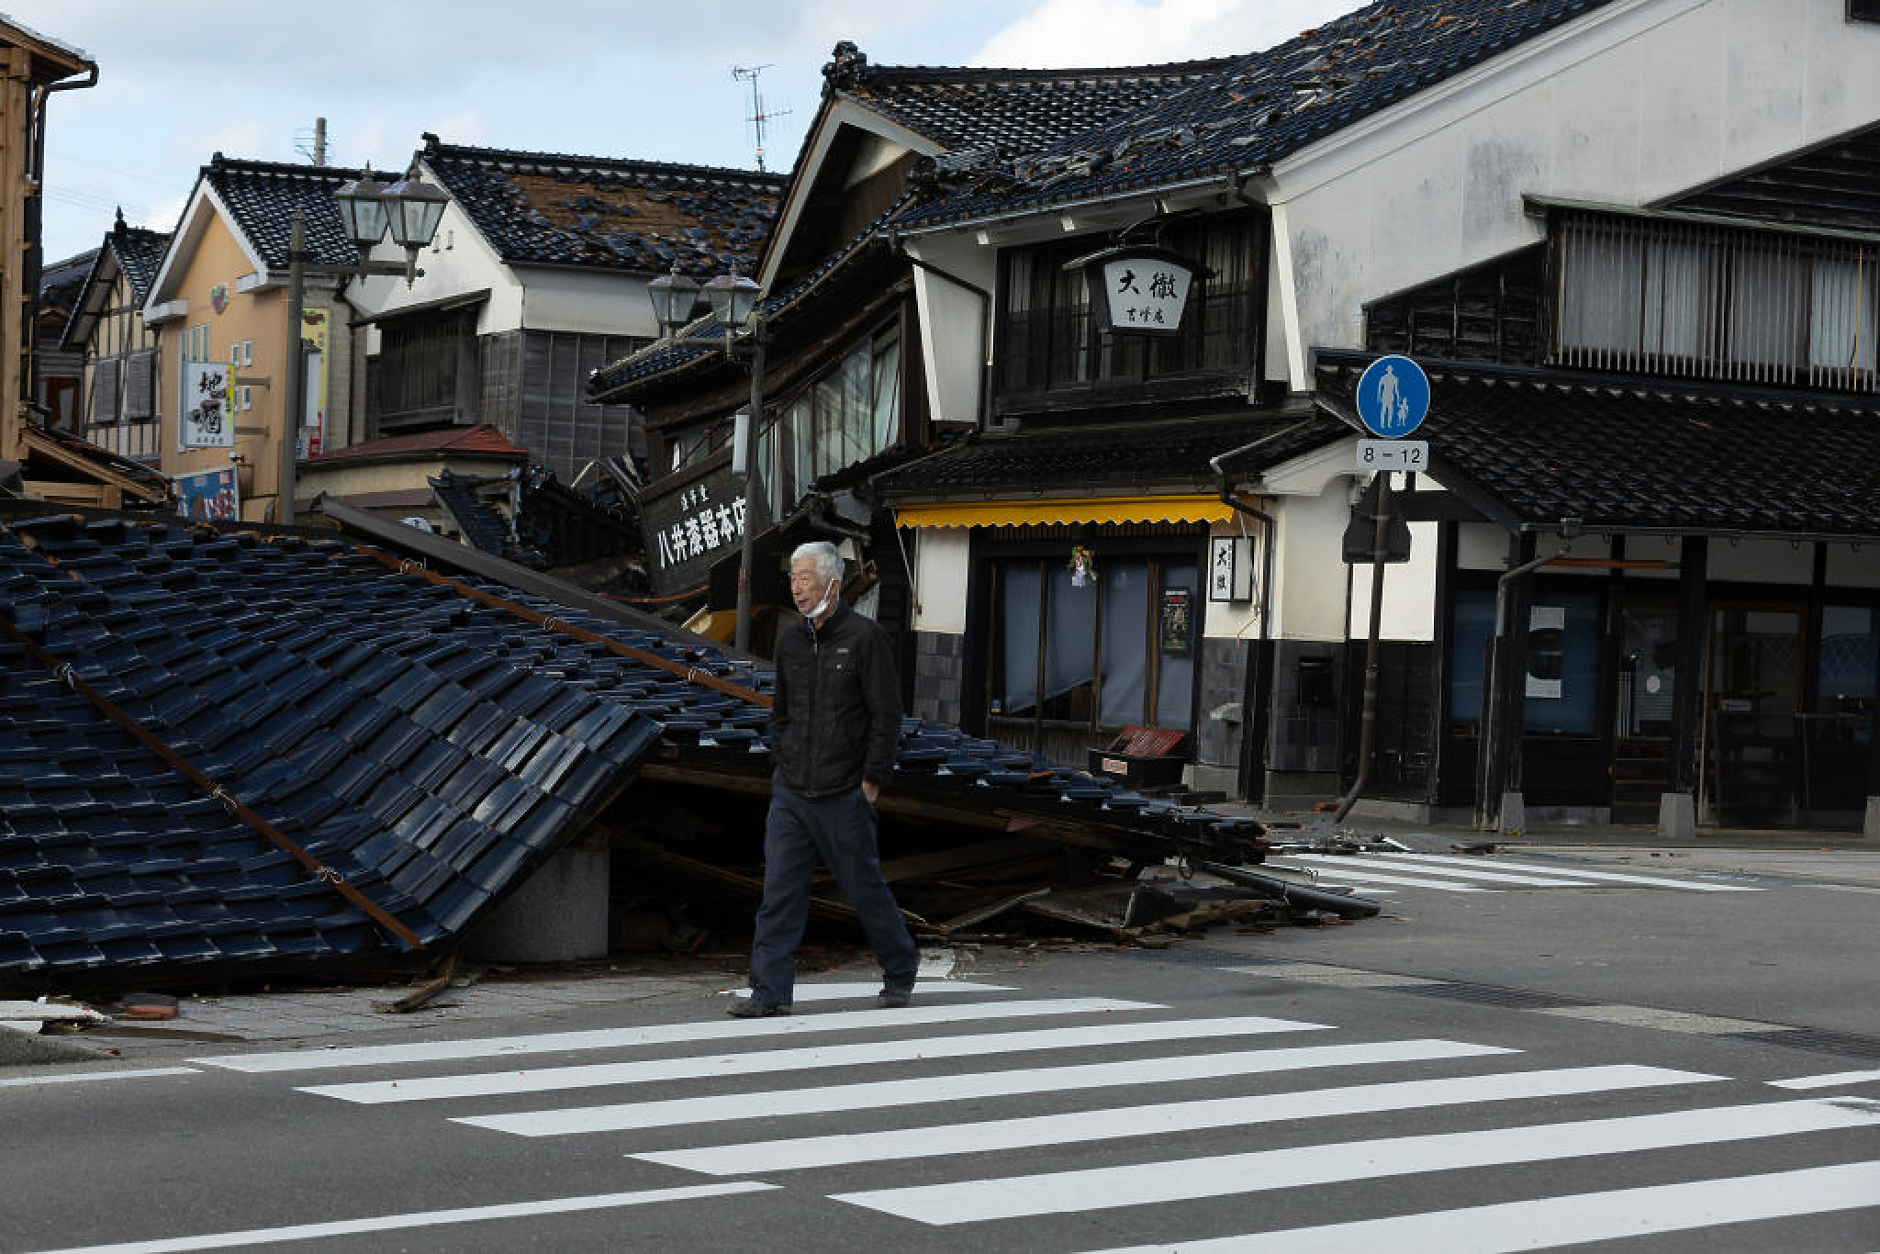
[1263, 849, 1766, 896]
[184, 978, 1880, 1250]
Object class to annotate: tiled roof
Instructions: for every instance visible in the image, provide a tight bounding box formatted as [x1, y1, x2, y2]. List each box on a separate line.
[429, 473, 511, 555]
[823, 40, 1237, 163]
[872, 410, 1334, 500]
[420, 136, 785, 276]
[58, 214, 171, 349]
[896, 0, 1619, 228]
[1667, 120, 1880, 234]
[310, 424, 527, 462]
[588, 192, 914, 398]
[0, 509, 1266, 983]
[203, 155, 378, 270]
[109, 215, 172, 302]
[1312, 351, 1880, 540]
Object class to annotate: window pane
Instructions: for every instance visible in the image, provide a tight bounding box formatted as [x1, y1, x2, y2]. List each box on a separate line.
[842, 344, 870, 468]
[1100, 560, 1149, 727]
[871, 332, 900, 453]
[1729, 244, 1807, 370]
[1450, 590, 1495, 728]
[1560, 223, 1643, 354]
[1643, 237, 1709, 359]
[1042, 563, 1097, 721]
[995, 564, 1041, 718]
[1819, 606, 1876, 735]
[1809, 256, 1879, 382]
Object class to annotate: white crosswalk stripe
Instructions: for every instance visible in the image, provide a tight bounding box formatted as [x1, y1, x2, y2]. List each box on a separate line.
[452, 1038, 1509, 1136]
[263, 983, 1879, 1249]
[299, 1013, 1331, 1105]
[1264, 850, 1768, 896]
[831, 1099, 1880, 1224]
[1375, 850, 1764, 891]
[1075, 1162, 1880, 1253]
[633, 1064, 1719, 1175]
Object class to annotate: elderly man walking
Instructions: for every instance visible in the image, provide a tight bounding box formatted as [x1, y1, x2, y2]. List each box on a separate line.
[730, 540, 919, 1017]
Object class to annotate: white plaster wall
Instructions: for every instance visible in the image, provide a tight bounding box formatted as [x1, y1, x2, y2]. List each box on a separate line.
[1267, 0, 1880, 378]
[345, 199, 524, 344]
[1202, 519, 1265, 640]
[1270, 489, 1352, 640]
[906, 235, 995, 428]
[908, 525, 971, 633]
[508, 266, 661, 337]
[1350, 520, 1439, 641]
[1457, 522, 1509, 571]
[1708, 537, 1817, 585]
[1827, 544, 1880, 589]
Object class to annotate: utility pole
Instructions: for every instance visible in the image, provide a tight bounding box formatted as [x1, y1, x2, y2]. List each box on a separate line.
[297, 117, 327, 167]
[733, 65, 789, 172]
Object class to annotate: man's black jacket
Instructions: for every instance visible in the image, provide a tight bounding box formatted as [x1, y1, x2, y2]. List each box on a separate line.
[770, 601, 902, 798]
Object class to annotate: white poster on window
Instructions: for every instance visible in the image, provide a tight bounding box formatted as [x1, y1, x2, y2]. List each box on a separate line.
[180, 360, 233, 449]
[1526, 604, 1566, 699]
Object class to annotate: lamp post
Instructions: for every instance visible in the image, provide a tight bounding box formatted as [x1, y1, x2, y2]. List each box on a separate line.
[279, 170, 448, 525]
[647, 261, 767, 652]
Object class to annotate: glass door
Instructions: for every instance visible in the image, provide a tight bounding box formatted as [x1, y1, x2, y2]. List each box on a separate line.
[1702, 605, 1803, 825]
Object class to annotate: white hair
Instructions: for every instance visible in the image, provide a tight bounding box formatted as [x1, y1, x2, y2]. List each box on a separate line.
[791, 540, 843, 584]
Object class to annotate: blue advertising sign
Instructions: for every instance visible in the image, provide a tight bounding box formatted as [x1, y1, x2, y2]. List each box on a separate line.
[174, 466, 239, 522]
[1355, 355, 1430, 438]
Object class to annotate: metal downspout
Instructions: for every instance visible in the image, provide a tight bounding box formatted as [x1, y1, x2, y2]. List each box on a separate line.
[1474, 542, 1575, 830]
[1209, 447, 1275, 804]
[25, 65, 99, 417]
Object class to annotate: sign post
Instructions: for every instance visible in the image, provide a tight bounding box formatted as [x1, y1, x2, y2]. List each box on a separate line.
[1334, 355, 1431, 824]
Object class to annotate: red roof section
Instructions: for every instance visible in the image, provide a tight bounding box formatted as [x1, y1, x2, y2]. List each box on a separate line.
[310, 424, 527, 462]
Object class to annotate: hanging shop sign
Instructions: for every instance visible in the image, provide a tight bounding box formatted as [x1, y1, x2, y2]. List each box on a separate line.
[179, 359, 233, 449]
[1069, 245, 1211, 337]
[638, 449, 753, 596]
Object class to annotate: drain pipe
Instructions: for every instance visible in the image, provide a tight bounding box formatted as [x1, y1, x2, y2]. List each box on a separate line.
[1474, 540, 1576, 830]
[1209, 444, 1277, 804]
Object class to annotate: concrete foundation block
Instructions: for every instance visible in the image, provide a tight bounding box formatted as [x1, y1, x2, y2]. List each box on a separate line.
[1865, 796, 1880, 840]
[1658, 792, 1697, 841]
[1497, 791, 1526, 837]
[467, 845, 610, 964]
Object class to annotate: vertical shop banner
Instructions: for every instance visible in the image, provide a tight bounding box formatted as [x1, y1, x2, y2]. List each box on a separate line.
[173, 467, 239, 521]
[298, 307, 328, 459]
[1160, 588, 1192, 654]
[180, 360, 233, 448]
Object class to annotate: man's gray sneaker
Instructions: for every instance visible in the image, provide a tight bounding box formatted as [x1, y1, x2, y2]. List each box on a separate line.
[728, 998, 791, 1018]
[876, 987, 912, 1009]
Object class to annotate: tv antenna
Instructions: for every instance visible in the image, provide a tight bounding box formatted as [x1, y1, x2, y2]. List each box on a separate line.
[733, 64, 790, 172]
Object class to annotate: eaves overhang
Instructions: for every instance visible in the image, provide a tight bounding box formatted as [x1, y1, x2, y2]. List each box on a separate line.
[1524, 193, 1880, 248]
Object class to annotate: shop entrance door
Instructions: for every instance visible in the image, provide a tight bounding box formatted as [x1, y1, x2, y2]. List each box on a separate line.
[1610, 597, 1679, 824]
[1701, 605, 1804, 826]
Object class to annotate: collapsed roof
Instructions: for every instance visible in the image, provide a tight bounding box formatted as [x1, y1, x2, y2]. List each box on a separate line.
[0, 506, 1271, 990]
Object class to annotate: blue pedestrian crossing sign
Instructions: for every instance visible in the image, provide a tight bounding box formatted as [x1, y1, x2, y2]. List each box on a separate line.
[1355, 355, 1430, 437]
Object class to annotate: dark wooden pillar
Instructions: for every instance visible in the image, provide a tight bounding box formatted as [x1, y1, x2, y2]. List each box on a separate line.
[1664, 536, 1708, 835]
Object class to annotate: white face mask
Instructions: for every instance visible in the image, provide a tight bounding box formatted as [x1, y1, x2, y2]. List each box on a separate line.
[806, 576, 839, 621]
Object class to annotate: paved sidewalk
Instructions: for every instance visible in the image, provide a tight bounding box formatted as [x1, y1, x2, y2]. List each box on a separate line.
[2, 964, 746, 1069]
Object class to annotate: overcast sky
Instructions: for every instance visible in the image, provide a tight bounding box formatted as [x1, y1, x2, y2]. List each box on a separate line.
[26, 0, 1357, 265]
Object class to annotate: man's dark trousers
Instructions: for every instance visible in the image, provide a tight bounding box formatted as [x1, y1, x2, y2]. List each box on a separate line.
[750, 776, 918, 1007]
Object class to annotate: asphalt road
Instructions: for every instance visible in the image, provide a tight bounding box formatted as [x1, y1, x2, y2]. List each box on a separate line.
[4, 843, 1879, 1253]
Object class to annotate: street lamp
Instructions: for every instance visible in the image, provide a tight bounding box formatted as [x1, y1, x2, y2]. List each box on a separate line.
[280, 169, 447, 524]
[647, 260, 768, 653]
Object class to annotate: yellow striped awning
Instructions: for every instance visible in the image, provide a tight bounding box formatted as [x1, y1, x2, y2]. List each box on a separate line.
[893, 495, 1236, 529]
